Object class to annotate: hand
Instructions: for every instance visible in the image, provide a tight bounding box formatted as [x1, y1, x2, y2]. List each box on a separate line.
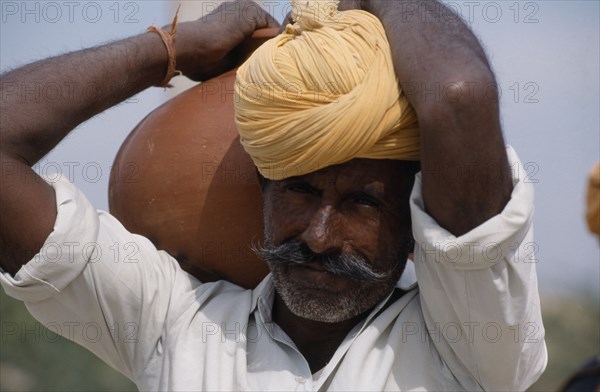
[175, 0, 279, 81]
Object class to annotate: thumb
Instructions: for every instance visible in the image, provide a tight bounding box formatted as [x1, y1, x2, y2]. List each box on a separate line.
[247, 2, 280, 30]
[239, 0, 279, 30]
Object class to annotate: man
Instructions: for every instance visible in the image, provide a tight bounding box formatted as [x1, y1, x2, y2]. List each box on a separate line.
[0, 0, 546, 390]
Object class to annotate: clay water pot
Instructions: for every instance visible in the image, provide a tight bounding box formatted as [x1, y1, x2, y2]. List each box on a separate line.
[108, 29, 278, 288]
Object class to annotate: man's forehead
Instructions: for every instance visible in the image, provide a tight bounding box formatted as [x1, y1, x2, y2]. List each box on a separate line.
[273, 158, 418, 190]
[297, 158, 413, 179]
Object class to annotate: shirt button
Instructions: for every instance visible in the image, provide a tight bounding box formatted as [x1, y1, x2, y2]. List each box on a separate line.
[295, 376, 306, 384]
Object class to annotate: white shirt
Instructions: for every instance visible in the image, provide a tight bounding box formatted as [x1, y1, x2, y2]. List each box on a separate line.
[1, 146, 547, 391]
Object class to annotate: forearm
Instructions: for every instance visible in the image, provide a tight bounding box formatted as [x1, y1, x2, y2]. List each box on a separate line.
[0, 0, 276, 165]
[0, 1, 277, 273]
[365, 1, 491, 108]
[366, 0, 512, 235]
[0, 32, 169, 165]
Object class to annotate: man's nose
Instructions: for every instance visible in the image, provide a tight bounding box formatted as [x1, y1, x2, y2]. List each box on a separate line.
[300, 205, 344, 254]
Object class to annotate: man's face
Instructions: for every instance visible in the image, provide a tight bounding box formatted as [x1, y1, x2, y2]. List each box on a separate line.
[257, 158, 417, 323]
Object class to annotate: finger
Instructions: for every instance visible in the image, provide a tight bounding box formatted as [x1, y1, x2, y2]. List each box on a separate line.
[238, 1, 280, 31]
[262, 11, 280, 29]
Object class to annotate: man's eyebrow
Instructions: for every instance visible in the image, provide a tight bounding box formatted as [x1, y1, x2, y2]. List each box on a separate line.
[282, 178, 320, 190]
[363, 182, 386, 198]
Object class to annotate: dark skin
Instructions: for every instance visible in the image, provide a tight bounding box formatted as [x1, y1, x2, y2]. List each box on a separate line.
[265, 159, 416, 371]
[264, 1, 512, 371]
[369, 0, 513, 235]
[265, 1, 512, 371]
[0, 0, 512, 373]
[0, 1, 279, 274]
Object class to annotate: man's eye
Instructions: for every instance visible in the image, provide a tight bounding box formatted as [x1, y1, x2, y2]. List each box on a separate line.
[351, 193, 381, 208]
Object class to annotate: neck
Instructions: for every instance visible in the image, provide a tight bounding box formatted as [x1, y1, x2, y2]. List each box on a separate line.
[272, 293, 367, 373]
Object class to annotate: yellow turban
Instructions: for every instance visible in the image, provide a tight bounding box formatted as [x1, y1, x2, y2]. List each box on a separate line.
[586, 162, 600, 238]
[234, 0, 420, 180]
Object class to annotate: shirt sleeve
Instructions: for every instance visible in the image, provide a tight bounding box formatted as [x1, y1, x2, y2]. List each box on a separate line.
[0, 175, 200, 381]
[410, 145, 547, 390]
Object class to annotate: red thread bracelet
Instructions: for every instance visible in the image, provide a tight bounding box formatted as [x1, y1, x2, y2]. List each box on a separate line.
[147, 5, 181, 87]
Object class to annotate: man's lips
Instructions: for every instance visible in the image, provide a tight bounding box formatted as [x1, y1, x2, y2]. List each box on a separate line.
[285, 260, 356, 292]
[302, 261, 328, 272]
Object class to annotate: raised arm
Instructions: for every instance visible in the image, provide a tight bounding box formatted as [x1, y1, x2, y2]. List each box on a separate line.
[0, 1, 277, 274]
[360, 3, 546, 389]
[363, 0, 513, 235]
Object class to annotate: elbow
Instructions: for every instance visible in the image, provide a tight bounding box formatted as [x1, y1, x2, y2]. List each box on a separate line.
[414, 65, 499, 125]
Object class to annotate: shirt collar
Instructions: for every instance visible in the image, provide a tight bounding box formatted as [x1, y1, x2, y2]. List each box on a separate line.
[250, 273, 276, 320]
[398, 260, 418, 291]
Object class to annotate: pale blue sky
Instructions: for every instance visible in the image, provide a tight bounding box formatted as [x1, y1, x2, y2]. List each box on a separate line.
[1, 1, 598, 298]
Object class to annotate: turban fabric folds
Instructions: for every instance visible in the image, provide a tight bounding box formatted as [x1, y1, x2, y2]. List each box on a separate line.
[234, 0, 420, 180]
[587, 163, 600, 238]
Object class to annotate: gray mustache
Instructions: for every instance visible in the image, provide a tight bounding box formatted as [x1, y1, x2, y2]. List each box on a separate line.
[254, 240, 389, 282]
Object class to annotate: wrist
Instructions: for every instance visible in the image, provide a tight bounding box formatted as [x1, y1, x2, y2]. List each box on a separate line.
[132, 32, 174, 87]
[144, 6, 183, 87]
